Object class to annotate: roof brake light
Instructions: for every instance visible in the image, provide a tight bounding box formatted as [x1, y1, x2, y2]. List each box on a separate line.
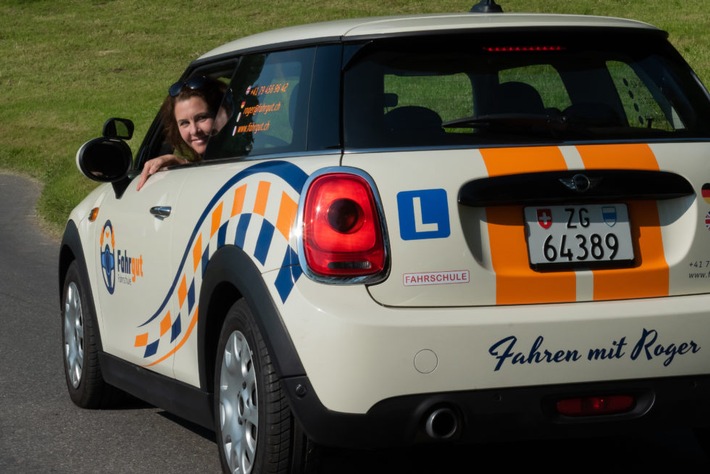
[484, 45, 565, 52]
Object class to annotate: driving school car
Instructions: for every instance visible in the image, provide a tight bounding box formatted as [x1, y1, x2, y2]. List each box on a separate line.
[59, 1, 710, 472]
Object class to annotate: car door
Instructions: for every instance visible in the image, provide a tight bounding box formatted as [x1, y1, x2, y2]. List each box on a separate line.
[93, 167, 189, 378]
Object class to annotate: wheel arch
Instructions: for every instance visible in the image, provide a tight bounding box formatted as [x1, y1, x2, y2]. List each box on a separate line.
[197, 245, 306, 392]
[58, 220, 81, 308]
[58, 220, 103, 351]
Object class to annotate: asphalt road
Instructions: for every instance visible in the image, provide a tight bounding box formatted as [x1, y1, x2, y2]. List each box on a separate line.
[0, 174, 221, 473]
[1, 172, 709, 473]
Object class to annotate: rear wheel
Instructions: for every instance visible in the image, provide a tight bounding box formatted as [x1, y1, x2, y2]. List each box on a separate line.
[62, 260, 122, 408]
[214, 299, 317, 473]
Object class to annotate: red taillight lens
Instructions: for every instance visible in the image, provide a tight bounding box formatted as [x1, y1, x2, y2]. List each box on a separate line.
[302, 173, 385, 277]
[556, 395, 635, 417]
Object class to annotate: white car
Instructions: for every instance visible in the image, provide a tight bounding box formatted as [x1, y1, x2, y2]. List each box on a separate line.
[60, 1, 710, 472]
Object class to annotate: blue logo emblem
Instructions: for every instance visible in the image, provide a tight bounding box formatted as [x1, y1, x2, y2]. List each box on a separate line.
[397, 189, 450, 240]
[100, 220, 116, 294]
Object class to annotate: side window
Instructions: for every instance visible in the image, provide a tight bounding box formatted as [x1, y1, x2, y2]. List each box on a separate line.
[206, 48, 316, 160]
[608, 60, 676, 130]
[135, 66, 235, 169]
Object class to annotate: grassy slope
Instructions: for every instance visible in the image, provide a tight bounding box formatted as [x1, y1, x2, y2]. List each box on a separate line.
[1, 0, 708, 236]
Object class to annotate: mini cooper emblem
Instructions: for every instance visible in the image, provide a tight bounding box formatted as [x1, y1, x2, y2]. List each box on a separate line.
[559, 174, 600, 193]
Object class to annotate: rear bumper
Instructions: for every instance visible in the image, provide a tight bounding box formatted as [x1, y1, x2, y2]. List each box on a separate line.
[284, 374, 710, 449]
[270, 275, 710, 448]
[280, 280, 710, 414]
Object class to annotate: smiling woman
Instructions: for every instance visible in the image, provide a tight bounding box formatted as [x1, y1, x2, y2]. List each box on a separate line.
[135, 75, 229, 191]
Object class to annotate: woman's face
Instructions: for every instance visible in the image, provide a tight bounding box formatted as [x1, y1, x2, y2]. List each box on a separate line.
[174, 96, 215, 156]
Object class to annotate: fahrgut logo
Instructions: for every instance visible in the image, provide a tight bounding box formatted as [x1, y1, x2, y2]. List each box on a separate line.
[100, 220, 144, 290]
[116, 250, 144, 284]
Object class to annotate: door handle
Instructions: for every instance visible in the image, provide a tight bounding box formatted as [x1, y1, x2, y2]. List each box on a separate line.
[150, 206, 172, 219]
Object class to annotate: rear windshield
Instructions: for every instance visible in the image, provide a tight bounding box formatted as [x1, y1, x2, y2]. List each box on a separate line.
[343, 29, 710, 148]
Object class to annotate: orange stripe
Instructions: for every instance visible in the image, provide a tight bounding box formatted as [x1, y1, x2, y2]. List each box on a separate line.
[231, 184, 247, 217]
[577, 144, 669, 299]
[134, 332, 148, 347]
[210, 201, 224, 238]
[177, 274, 187, 308]
[254, 181, 271, 216]
[160, 312, 172, 337]
[481, 146, 567, 176]
[192, 234, 203, 272]
[276, 192, 297, 239]
[592, 201, 668, 299]
[576, 143, 659, 171]
[481, 147, 576, 304]
[486, 206, 577, 304]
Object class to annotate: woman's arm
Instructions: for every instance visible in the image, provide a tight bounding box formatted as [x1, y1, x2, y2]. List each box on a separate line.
[135, 154, 189, 191]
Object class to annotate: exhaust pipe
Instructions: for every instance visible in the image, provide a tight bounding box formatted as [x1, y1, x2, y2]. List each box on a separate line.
[424, 406, 459, 440]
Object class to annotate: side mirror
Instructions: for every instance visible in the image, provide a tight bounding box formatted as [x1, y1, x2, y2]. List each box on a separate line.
[102, 117, 134, 140]
[76, 137, 132, 183]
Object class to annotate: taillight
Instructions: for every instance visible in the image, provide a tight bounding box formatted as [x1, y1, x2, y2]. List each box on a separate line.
[301, 171, 386, 279]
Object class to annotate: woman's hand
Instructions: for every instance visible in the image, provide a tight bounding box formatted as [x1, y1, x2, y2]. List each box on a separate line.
[136, 154, 188, 191]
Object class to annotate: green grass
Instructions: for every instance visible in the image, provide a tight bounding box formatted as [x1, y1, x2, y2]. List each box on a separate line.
[2, 0, 709, 236]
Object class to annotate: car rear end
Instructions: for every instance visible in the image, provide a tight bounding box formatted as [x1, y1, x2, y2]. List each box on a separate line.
[283, 13, 710, 447]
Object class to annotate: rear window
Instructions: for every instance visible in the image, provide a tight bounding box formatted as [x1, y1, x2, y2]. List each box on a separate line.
[343, 30, 710, 148]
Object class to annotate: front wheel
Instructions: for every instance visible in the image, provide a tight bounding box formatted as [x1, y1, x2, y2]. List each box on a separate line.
[214, 299, 317, 474]
[62, 260, 123, 408]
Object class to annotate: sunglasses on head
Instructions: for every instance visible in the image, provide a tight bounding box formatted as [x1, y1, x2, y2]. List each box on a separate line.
[168, 76, 209, 97]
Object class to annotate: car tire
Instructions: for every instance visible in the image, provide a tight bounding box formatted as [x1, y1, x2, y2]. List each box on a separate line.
[62, 260, 123, 408]
[215, 299, 318, 474]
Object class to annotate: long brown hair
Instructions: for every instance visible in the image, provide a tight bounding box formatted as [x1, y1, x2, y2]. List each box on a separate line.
[160, 76, 227, 161]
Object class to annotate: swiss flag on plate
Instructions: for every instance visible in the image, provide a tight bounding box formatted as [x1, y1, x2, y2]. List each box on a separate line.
[537, 209, 552, 229]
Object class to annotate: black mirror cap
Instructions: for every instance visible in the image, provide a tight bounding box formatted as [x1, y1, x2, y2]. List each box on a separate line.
[102, 117, 135, 140]
[76, 137, 133, 183]
[470, 0, 504, 13]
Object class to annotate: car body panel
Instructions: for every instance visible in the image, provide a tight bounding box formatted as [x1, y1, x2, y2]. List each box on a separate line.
[90, 169, 188, 376]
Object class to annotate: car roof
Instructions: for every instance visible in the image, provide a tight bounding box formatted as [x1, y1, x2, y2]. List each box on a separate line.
[199, 12, 661, 60]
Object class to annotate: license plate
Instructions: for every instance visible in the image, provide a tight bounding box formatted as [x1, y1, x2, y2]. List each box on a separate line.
[524, 204, 634, 267]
